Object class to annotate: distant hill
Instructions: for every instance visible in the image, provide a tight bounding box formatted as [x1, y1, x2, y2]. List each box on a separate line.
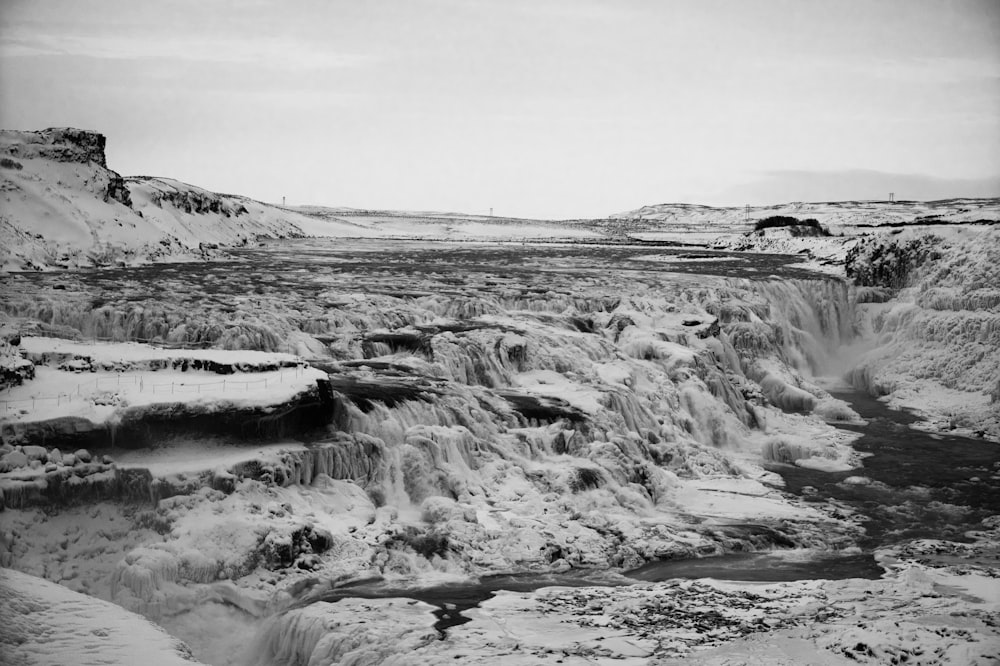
[2, 127, 996, 272]
[608, 199, 1000, 241]
[0, 128, 602, 271]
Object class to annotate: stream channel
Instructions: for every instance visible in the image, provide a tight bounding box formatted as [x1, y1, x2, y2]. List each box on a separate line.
[310, 388, 1000, 632]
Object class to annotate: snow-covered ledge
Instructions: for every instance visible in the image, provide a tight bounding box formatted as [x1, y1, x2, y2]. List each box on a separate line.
[0, 567, 205, 665]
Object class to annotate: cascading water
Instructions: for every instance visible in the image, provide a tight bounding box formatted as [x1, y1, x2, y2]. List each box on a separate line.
[12, 238, 986, 666]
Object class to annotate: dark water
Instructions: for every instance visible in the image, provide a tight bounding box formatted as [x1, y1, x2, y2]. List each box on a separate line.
[315, 550, 883, 633]
[772, 389, 1000, 547]
[317, 388, 999, 631]
[315, 571, 628, 632]
[626, 550, 884, 583]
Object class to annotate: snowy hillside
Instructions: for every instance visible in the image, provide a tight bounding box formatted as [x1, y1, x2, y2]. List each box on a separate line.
[613, 199, 1000, 233]
[0, 128, 373, 271]
[606, 198, 1000, 274]
[0, 128, 606, 272]
[289, 205, 602, 240]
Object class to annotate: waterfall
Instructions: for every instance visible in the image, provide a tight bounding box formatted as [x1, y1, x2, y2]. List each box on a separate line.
[723, 278, 856, 377]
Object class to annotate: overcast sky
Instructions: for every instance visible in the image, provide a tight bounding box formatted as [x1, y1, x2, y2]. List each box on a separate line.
[2, 0, 998, 218]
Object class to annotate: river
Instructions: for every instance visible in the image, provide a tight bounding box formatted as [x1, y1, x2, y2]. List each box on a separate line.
[309, 385, 999, 631]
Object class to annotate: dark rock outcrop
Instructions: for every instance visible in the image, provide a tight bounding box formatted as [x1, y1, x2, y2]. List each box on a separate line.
[129, 178, 248, 218]
[2, 127, 109, 166]
[1, 127, 133, 207]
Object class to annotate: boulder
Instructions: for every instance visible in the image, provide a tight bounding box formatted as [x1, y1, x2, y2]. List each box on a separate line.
[22, 445, 47, 461]
[1, 450, 28, 470]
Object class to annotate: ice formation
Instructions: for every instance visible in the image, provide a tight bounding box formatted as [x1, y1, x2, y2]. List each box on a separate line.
[846, 227, 1000, 437]
[1, 243, 877, 659]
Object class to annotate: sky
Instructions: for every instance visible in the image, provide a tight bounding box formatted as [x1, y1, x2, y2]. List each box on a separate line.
[1, 0, 998, 219]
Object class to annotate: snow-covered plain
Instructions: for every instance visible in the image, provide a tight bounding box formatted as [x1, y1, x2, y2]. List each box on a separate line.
[2, 125, 998, 665]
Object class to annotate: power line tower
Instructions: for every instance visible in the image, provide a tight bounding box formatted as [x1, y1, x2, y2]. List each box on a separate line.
[745, 204, 751, 224]
[889, 192, 894, 203]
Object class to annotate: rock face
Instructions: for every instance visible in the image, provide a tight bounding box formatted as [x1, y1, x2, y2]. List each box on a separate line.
[130, 177, 247, 217]
[2, 127, 132, 207]
[1, 127, 111, 167]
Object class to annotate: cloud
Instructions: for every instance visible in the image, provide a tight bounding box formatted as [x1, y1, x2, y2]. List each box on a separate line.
[714, 169, 1000, 205]
[0, 28, 373, 70]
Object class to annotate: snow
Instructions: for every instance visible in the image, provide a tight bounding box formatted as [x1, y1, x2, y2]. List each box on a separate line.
[113, 441, 308, 476]
[1, 336, 326, 427]
[669, 476, 828, 522]
[385, 525, 1000, 664]
[514, 369, 604, 414]
[0, 567, 204, 665]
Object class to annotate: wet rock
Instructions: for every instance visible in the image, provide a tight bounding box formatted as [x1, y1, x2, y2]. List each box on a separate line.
[296, 554, 322, 571]
[48, 448, 62, 464]
[261, 524, 334, 570]
[74, 449, 92, 463]
[211, 469, 237, 494]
